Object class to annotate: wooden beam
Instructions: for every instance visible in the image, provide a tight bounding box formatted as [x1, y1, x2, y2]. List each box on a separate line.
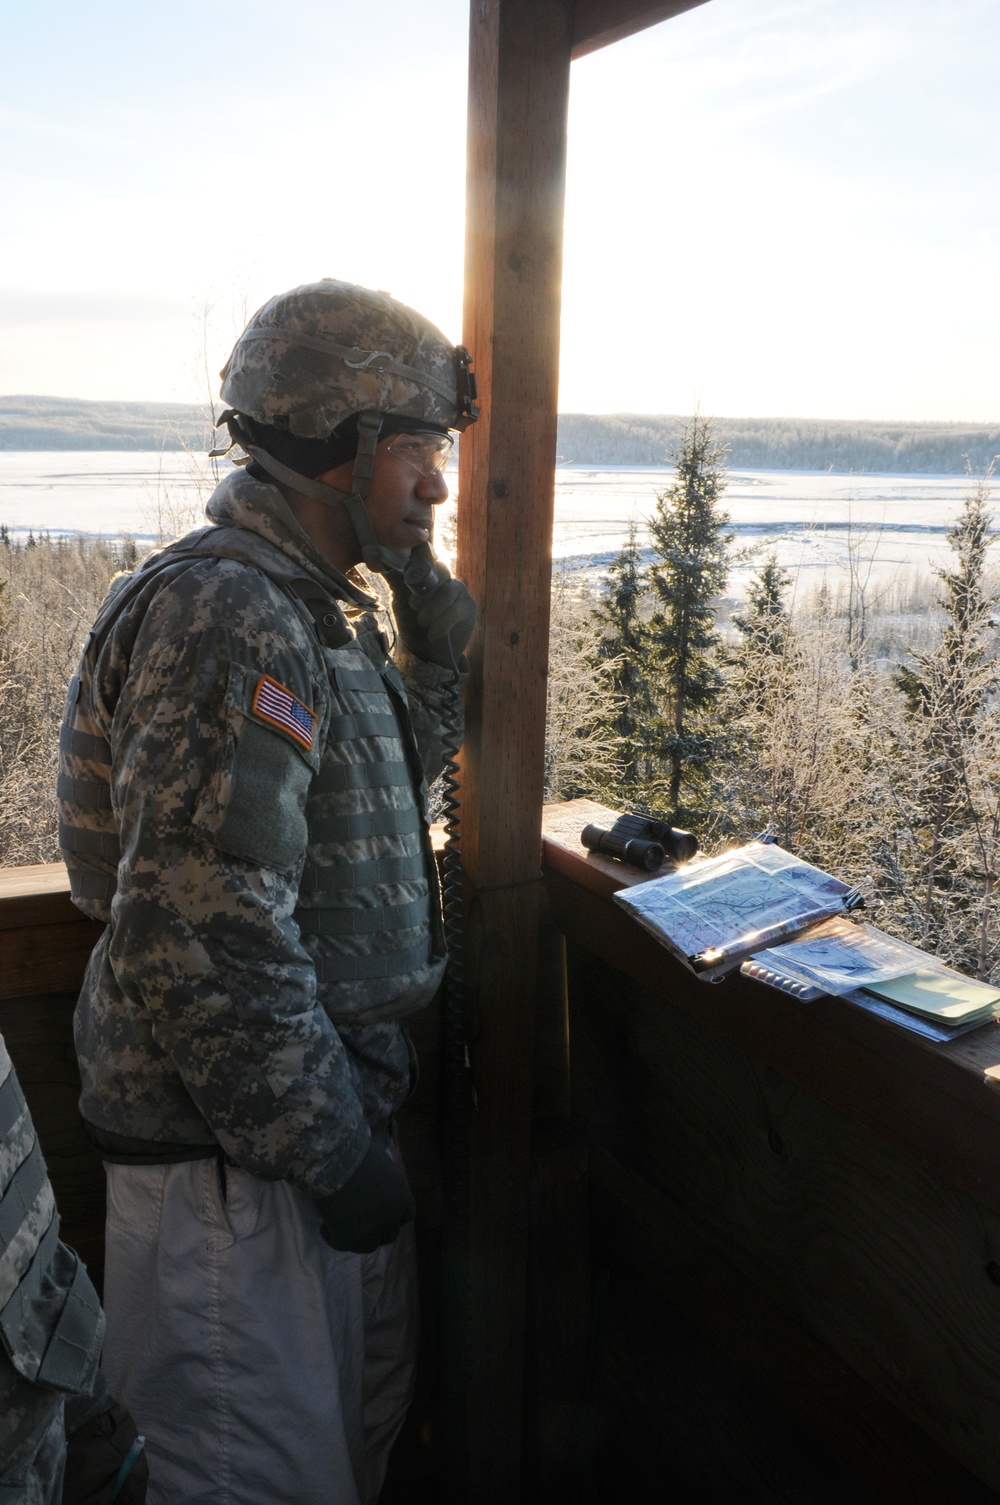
[457, 0, 574, 1497]
[572, 0, 710, 60]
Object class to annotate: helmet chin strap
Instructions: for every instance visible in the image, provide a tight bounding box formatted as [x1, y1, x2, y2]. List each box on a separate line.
[244, 411, 408, 575]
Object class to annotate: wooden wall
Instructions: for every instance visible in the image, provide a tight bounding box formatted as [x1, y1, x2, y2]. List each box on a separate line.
[0, 866, 106, 1285]
[542, 801, 1000, 1503]
[567, 945, 1000, 1503]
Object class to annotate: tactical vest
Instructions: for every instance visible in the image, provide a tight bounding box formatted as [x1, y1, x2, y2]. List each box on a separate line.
[57, 525, 444, 991]
[0, 1037, 103, 1394]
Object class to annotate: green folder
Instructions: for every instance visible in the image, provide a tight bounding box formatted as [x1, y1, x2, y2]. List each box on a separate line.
[864, 967, 1000, 1023]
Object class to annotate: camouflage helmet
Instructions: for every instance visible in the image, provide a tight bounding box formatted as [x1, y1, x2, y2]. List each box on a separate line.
[219, 279, 478, 439]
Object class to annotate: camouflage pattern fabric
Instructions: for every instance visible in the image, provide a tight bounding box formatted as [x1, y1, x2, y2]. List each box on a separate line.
[58, 466, 465, 1198]
[0, 1034, 104, 1503]
[220, 279, 470, 439]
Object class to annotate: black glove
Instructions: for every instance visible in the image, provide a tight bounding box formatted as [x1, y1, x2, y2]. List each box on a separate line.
[315, 1139, 415, 1254]
[390, 560, 476, 670]
[63, 1395, 149, 1504]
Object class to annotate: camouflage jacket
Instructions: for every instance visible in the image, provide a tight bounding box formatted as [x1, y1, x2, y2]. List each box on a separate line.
[57, 468, 464, 1198]
[0, 1033, 104, 1501]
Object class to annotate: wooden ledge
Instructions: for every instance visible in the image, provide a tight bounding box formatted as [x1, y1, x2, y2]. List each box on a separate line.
[541, 799, 1000, 1216]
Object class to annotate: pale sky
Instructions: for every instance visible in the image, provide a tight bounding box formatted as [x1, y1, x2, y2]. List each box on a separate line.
[2, 0, 998, 421]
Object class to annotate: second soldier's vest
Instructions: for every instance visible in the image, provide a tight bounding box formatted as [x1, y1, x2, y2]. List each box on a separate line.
[57, 525, 443, 993]
[0, 1034, 104, 1398]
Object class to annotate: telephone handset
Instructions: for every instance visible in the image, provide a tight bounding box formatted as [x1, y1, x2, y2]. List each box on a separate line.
[401, 540, 441, 598]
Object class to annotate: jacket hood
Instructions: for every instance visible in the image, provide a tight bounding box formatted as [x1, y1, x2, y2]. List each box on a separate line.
[204, 465, 377, 609]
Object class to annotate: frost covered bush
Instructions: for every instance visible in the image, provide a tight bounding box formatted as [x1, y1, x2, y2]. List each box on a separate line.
[0, 533, 126, 865]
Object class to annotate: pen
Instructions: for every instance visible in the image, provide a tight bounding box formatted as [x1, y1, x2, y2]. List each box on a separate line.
[692, 896, 862, 974]
[108, 1435, 145, 1502]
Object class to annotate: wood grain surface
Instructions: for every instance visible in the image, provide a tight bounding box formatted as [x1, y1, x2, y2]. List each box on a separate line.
[587, 1144, 997, 1503]
[0, 861, 103, 1001]
[572, 0, 710, 58]
[457, 1, 575, 1496]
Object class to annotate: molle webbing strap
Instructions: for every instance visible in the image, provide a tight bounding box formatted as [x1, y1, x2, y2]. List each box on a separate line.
[235, 328, 461, 407]
[326, 665, 387, 693]
[309, 760, 411, 796]
[304, 804, 423, 844]
[0, 1140, 55, 1306]
[59, 725, 111, 764]
[313, 941, 432, 984]
[57, 773, 113, 810]
[0, 1217, 60, 1354]
[68, 870, 118, 904]
[298, 850, 427, 893]
[0, 1069, 23, 1139]
[296, 894, 429, 937]
[58, 822, 121, 863]
[34, 1253, 102, 1391]
[325, 711, 400, 741]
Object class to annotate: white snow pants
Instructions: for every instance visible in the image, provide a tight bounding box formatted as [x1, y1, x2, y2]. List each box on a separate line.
[100, 1157, 418, 1505]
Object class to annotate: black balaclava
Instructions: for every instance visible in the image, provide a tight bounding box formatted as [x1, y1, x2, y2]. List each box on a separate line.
[244, 413, 449, 485]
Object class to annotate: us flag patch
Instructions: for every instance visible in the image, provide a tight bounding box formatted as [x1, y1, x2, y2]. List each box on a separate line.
[251, 675, 317, 752]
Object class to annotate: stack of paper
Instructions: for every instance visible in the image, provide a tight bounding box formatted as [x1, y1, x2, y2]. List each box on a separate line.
[748, 915, 933, 998]
[863, 968, 1000, 1026]
[744, 914, 1000, 1040]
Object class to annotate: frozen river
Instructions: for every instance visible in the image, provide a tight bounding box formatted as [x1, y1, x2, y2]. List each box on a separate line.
[0, 450, 988, 597]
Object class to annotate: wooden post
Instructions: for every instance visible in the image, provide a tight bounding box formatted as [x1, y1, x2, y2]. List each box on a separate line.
[456, 0, 573, 1496]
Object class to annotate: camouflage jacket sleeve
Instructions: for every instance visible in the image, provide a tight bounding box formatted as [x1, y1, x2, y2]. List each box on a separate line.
[1, 1037, 104, 1498]
[392, 646, 467, 784]
[93, 567, 372, 1196]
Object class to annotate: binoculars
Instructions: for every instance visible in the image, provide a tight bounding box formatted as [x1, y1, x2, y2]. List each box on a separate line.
[581, 814, 699, 872]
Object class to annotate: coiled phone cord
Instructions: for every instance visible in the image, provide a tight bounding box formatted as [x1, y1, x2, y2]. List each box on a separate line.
[437, 642, 475, 1497]
[397, 546, 474, 1494]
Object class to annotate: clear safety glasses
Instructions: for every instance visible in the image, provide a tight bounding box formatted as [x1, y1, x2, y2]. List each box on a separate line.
[385, 430, 454, 476]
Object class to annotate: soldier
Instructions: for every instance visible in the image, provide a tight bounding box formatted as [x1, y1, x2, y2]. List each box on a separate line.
[56, 281, 479, 1504]
[0, 1032, 148, 1503]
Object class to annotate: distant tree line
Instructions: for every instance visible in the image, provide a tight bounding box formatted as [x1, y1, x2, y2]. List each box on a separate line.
[2, 396, 998, 475]
[557, 413, 1000, 475]
[0, 395, 212, 450]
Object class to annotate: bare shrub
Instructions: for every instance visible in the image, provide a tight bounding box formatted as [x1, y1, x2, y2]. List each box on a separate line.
[544, 571, 623, 802]
[0, 535, 125, 865]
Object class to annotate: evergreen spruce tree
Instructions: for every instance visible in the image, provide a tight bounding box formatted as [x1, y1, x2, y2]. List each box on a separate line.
[730, 555, 793, 689]
[646, 415, 731, 815]
[591, 517, 656, 791]
[712, 554, 799, 843]
[891, 472, 999, 960]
